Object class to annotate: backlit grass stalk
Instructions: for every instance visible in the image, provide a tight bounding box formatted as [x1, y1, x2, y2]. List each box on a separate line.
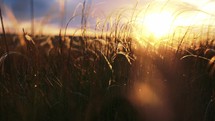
[81, 0, 87, 37]
[95, 18, 102, 39]
[64, 14, 79, 38]
[64, 2, 83, 62]
[127, 0, 139, 40]
[0, 7, 9, 54]
[175, 26, 191, 56]
[31, 0, 34, 36]
[100, 13, 113, 38]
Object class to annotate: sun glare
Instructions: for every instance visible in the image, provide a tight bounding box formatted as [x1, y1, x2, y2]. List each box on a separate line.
[134, 0, 215, 40]
[142, 11, 174, 38]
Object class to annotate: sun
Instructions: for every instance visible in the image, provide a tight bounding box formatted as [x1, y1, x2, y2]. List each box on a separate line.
[143, 11, 174, 38]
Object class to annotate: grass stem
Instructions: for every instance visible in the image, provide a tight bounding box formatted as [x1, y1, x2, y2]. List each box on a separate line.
[0, 7, 9, 54]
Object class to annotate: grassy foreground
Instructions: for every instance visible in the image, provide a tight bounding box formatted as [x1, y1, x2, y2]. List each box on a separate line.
[0, 33, 215, 121]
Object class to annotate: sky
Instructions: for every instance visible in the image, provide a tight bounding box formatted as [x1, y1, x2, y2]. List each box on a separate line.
[0, 0, 138, 34]
[1, 1, 136, 24]
[1, 0, 215, 35]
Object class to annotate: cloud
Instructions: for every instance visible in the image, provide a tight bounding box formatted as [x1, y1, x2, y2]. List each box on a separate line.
[4, 0, 55, 21]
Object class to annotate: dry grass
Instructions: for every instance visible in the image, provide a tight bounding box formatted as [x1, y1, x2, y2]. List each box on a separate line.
[0, 1, 215, 121]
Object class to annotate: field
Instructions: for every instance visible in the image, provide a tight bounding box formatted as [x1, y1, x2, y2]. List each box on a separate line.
[1, 1, 215, 121]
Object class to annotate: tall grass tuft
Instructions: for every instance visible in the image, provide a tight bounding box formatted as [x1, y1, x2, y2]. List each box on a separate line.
[0, 7, 9, 54]
[31, 0, 34, 36]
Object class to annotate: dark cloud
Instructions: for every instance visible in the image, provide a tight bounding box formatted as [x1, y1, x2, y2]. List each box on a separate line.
[4, 0, 55, 21]
[2, 0, 138, 29]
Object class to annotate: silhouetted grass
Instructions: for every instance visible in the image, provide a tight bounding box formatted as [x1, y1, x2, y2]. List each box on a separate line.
[1, 1, 215, 121]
